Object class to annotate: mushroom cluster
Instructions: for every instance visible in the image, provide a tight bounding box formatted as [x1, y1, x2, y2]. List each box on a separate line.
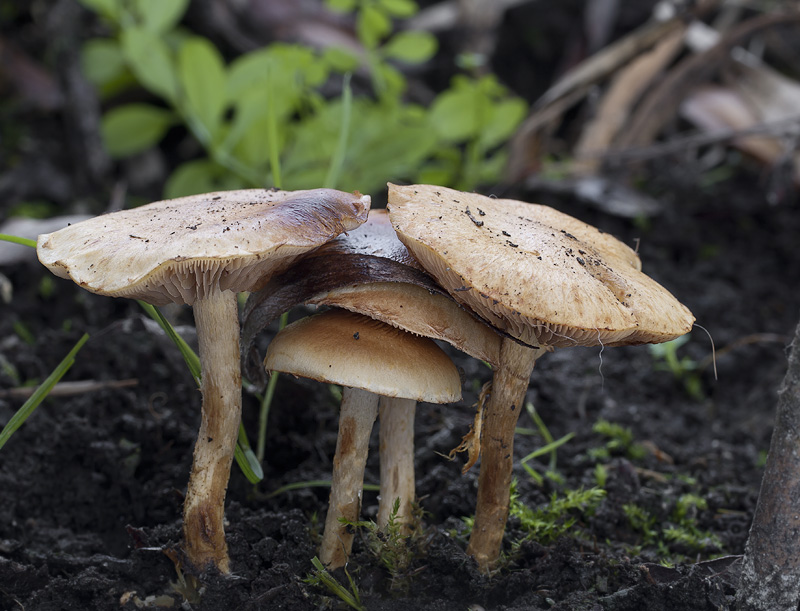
[37, 181, 694, 577]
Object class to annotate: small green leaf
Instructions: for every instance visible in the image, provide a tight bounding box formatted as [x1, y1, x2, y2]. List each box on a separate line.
[179, 37, 228, 140]
[121, 27, 179, 103]
[357, 5, 392, 49]
[76, 0, 120, 21]
[377, 0, 418, 18]
[382, 30, 437, 63]
[429, 86, 480, 142]
[480, 97, 527, 149]
[325, 0, 357, 12]
[323, 47, 360, 72]
[81, 39, 126, 88]
[134, 0, 189, 33]
[101, 104, 175, 158]
[372, 62, 406, 97]
[164, 159, 239, 199]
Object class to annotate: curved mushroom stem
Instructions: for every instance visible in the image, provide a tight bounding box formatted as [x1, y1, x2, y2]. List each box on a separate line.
[320, 387, 380, 569]
[183, 289, 242, 573]
[378, 396, 417, 533]
[466, 338, 543, 573]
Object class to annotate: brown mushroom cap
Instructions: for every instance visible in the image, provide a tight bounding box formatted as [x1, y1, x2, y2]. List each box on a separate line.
[264, 308, 462, 404]
[387, 183, 694, 348]
[310, 209, 424, 270]
[37, 188, 370, 306]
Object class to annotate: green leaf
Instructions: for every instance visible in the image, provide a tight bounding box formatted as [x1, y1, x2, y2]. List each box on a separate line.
[223, 88, 272, 157]
[357, 5, 391, 49]
[164, 159, 239, 199]
[0, 334, 90, 452]
[326, 0, 357, 12]
[101, 104, 175, 158]
[134, 0, 189, 33]
[429, 85, 480, 142]
[121, 27, 179, 103]
[76, 0, 120, 21]
[480, 97, 528, 149]
[323, 47, 360, 72]
[81, 39, 126, 88]
[377, 0, 418, 18]
[382, 31, 437, 63]
[372, 62, 406, 97]
[179, 37, 228, 141]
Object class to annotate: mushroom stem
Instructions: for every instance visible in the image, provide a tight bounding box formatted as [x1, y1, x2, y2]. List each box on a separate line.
[182, 289, 242, 573]
[320, 386, 380, 569]
[466, 338, 543, 572]
[378, 396, 416, 533]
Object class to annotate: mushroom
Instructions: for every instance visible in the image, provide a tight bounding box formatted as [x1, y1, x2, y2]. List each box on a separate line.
[240, 210, 505, 534]
[386, 183, 695, 572]
[36, 188, 370, 573]
[264, 308, 462, 569]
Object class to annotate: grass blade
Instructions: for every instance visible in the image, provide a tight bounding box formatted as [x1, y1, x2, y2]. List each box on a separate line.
[323, 73, 353, 190]
[235, 422, 264, 483]
[0, 234, 37, 248]
[307, 556, 365, 611]
[268, 480, 380, 498]
[0, 333, 90, 451]
[137, 301, 201, 385]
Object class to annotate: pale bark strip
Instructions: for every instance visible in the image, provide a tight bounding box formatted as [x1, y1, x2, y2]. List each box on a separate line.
[378, 396, 417, 531]
[737, 317, 800, 610]
[319, 387, 380, 569]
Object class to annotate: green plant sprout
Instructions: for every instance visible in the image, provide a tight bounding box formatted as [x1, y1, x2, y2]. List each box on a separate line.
[648, 335, 704, 400]
[305, 556, 365, 611]
[338, 497, 423, 593]
[0, 333, 90, 451]
[589, 419, 647, 461]
[623, 493, 722, 560]
[508, 480, 605, 546]
[516, 402, 575, 485]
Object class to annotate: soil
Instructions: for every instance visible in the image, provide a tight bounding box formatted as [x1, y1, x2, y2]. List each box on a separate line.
[2, 2, 800, 610]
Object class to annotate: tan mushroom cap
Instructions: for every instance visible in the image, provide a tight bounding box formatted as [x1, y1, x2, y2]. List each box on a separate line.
[387, 183, 694, 348]
[37, 188, 371, 306]
[264, 309, 462, 404]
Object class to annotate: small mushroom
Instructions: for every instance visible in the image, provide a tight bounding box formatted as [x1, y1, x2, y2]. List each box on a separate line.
[387, 183, 695, 572]
[36, 188, 370, 573]
[264, 308, 462, 569]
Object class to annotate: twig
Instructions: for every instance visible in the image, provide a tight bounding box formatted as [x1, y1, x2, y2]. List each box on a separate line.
[593, 115, 800, 165]
[0, 378, 138, 400]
